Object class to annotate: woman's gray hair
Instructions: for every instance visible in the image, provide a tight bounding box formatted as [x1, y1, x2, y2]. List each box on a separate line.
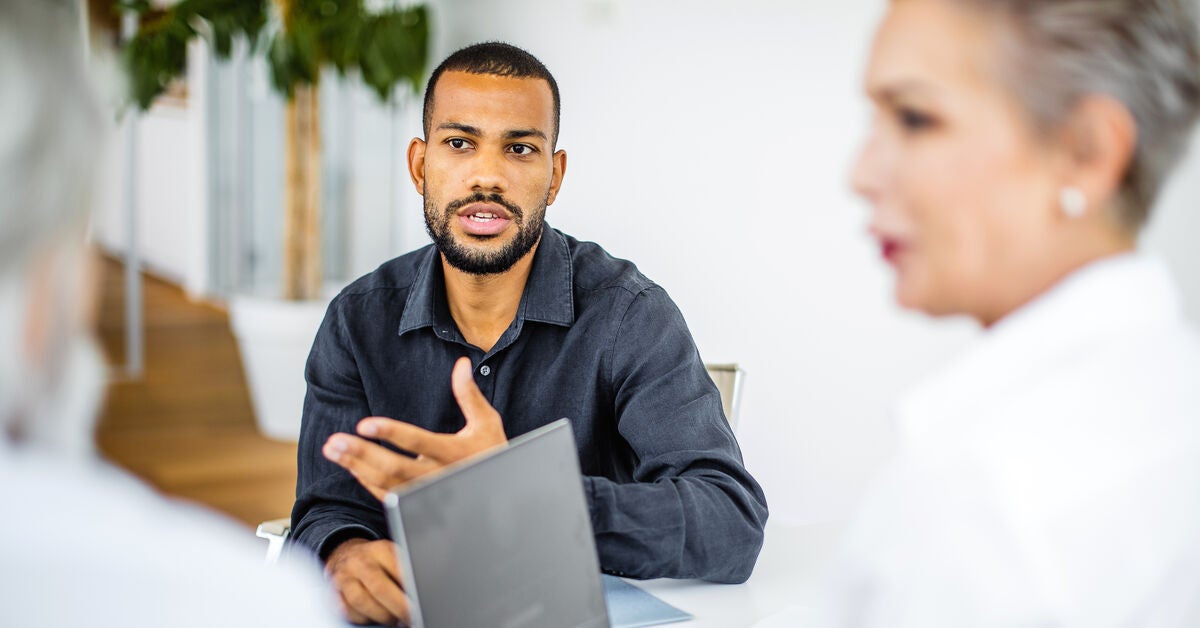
[961, 0, 1200, 231]
[0, 0, 103, 269]
[0, 0, 106, 447]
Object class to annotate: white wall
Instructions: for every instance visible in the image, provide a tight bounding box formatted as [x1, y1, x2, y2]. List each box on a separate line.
[104, 0, 1200, 525]
[93, 40, 210, 298]
[1145, 133, 1200, 323]
[421, 0, 1200, 524]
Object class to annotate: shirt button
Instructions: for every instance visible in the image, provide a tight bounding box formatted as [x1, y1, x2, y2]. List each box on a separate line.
[479, 365, 491, 376]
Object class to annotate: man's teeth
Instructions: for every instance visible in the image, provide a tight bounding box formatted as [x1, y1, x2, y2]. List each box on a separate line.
[469, 212, 497, 221]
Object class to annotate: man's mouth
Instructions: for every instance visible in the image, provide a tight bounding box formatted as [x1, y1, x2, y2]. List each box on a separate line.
[467, 210, 501, 222]
[457, 203, 513, 236]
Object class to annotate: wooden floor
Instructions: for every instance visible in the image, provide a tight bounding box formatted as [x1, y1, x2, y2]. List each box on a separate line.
[94, 257, 297, 528]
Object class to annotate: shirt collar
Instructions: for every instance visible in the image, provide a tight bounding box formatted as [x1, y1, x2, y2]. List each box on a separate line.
[895, 252, 1183, 438]
[396, 223, 575, 338]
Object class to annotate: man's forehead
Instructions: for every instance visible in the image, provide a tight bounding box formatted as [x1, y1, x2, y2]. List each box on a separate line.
[429, 71, 555, 134]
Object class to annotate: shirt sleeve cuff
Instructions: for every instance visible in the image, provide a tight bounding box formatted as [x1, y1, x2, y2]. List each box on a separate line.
[313, 523, 383, 562]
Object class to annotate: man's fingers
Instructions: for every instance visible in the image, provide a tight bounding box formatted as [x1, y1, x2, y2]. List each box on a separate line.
[367, 534, 404, 583]
[361, 568, 410, 625]
[328, 357, 507, 492]
[338, 579, 398, 626]
[358, 417, 448, 460]
[355, 541, 409, 625]
[323, 434, 438, 496]
[450, 356, 499, 429]
[326, 540, 408, 626]
[338, 599, 371, 626]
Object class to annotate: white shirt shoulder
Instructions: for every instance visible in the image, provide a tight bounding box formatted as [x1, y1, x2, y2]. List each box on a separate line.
[0, 450, 342, 628]
[831, 255, 1200, 628]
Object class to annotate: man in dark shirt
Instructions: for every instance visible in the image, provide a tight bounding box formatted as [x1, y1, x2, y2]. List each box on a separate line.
[291, 42, 768, 626]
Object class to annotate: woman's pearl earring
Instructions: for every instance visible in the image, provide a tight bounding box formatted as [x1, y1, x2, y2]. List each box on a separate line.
[1060, 187, 1087, 218]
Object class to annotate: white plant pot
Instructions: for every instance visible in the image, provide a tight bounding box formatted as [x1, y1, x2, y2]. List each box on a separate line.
[229, 295, 331, 442]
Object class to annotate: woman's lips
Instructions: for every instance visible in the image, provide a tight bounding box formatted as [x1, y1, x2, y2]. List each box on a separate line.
[880, 237, 906, 266]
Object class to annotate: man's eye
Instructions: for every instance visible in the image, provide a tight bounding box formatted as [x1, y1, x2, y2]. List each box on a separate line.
[448, 138, 469, 150]
[509, 144, 534, 155]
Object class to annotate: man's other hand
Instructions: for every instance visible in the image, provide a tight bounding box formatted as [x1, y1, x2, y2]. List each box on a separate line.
[325, 538, 409, 626]
[322, 356, 509, 500]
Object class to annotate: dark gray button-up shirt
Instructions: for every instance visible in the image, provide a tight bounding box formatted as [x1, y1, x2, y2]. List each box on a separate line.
[290, 225, 768, 583]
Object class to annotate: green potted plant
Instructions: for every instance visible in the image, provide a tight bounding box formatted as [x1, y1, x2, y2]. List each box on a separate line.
[121, 0, 428, 439]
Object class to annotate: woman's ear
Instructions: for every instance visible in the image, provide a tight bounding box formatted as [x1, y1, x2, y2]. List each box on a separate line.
[1057, 95, 1138, 215]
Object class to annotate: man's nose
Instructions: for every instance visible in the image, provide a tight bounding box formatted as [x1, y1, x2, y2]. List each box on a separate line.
[468, 150, 507, 193]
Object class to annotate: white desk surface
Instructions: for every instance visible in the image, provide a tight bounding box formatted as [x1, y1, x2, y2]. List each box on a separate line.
[625, 520, 845, 627]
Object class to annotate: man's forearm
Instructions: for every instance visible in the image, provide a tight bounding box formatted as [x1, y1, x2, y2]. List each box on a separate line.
[289, 499, 388, 561]
[584, 473, 767, 583]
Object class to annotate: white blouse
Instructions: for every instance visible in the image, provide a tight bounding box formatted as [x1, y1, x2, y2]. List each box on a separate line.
[0, 449, 343, 628]
[829, 253, 1200, 627]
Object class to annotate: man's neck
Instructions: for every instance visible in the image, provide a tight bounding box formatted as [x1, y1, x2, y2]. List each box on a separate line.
[442, 244, 539, 353]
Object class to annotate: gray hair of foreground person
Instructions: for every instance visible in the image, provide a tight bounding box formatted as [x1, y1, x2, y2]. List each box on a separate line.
[0, 0, 109, 456]
[947, 0, 1200, 230]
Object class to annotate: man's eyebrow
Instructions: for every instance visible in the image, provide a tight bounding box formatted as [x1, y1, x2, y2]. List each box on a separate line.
[504, 128, 548, 141]
[436, 122, 482, 136]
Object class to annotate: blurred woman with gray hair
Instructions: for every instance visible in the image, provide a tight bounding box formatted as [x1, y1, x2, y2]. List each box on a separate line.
[0, 1, 341, 625]
[827, 0, 1200, 625]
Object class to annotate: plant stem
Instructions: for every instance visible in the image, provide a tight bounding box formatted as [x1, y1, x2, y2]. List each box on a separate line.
[282, 82, 322, 300]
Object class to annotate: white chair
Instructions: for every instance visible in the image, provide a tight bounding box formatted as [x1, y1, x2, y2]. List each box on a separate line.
[704, 362, 745, 430]
[255, 517, 292, 564]
[257, 362, 746, 561]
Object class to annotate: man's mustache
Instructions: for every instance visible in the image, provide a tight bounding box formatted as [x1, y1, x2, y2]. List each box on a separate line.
[444, 193, 524, 219]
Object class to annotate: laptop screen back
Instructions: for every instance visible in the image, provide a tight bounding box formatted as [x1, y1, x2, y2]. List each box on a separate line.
[383, 419, 609, 628]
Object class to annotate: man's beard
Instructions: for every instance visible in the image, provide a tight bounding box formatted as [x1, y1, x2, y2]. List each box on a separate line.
[424, 192, 544, 275]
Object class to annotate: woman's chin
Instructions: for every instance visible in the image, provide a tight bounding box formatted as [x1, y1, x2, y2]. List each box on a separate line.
[892, 275, 923, 311]
[893, 279, 949, 318]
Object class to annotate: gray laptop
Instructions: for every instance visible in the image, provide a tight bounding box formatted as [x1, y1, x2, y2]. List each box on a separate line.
[383, 419, 610, 628]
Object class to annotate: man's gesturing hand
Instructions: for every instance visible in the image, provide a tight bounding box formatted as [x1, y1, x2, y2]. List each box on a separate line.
[322, 356, 509, 500]
[325, 538, 409, 626]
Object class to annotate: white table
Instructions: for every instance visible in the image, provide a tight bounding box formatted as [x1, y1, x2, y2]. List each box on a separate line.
[626, 521, 846, 627]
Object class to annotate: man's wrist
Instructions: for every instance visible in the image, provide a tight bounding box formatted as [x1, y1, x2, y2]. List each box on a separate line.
[317, 525, 381, 562]
[325, 537, 370, 565]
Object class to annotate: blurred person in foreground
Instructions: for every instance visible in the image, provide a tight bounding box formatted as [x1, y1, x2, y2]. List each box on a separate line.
[0, 2, 340, 626]
[829, 0, 1200, 625]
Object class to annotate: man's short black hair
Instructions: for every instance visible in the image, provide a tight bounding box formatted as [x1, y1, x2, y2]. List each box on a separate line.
[422, 42, 561, 145]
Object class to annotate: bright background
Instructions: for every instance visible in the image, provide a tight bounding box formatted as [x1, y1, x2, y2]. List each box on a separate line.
[94, 0, 1200, 525]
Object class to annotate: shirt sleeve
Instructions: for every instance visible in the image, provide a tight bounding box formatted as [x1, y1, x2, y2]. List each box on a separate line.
[289, 295, 388, 561]
[587, 286, 769, 583]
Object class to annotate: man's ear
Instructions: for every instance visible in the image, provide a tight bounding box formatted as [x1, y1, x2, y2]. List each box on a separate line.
[407, 137, 427, 195]
[1057, 95, 1137, 217]
[546, 149, 568, 206]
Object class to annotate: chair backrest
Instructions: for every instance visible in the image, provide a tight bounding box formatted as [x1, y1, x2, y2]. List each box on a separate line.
[704, 363, 745, 430]
[256, 517, 292, 564]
